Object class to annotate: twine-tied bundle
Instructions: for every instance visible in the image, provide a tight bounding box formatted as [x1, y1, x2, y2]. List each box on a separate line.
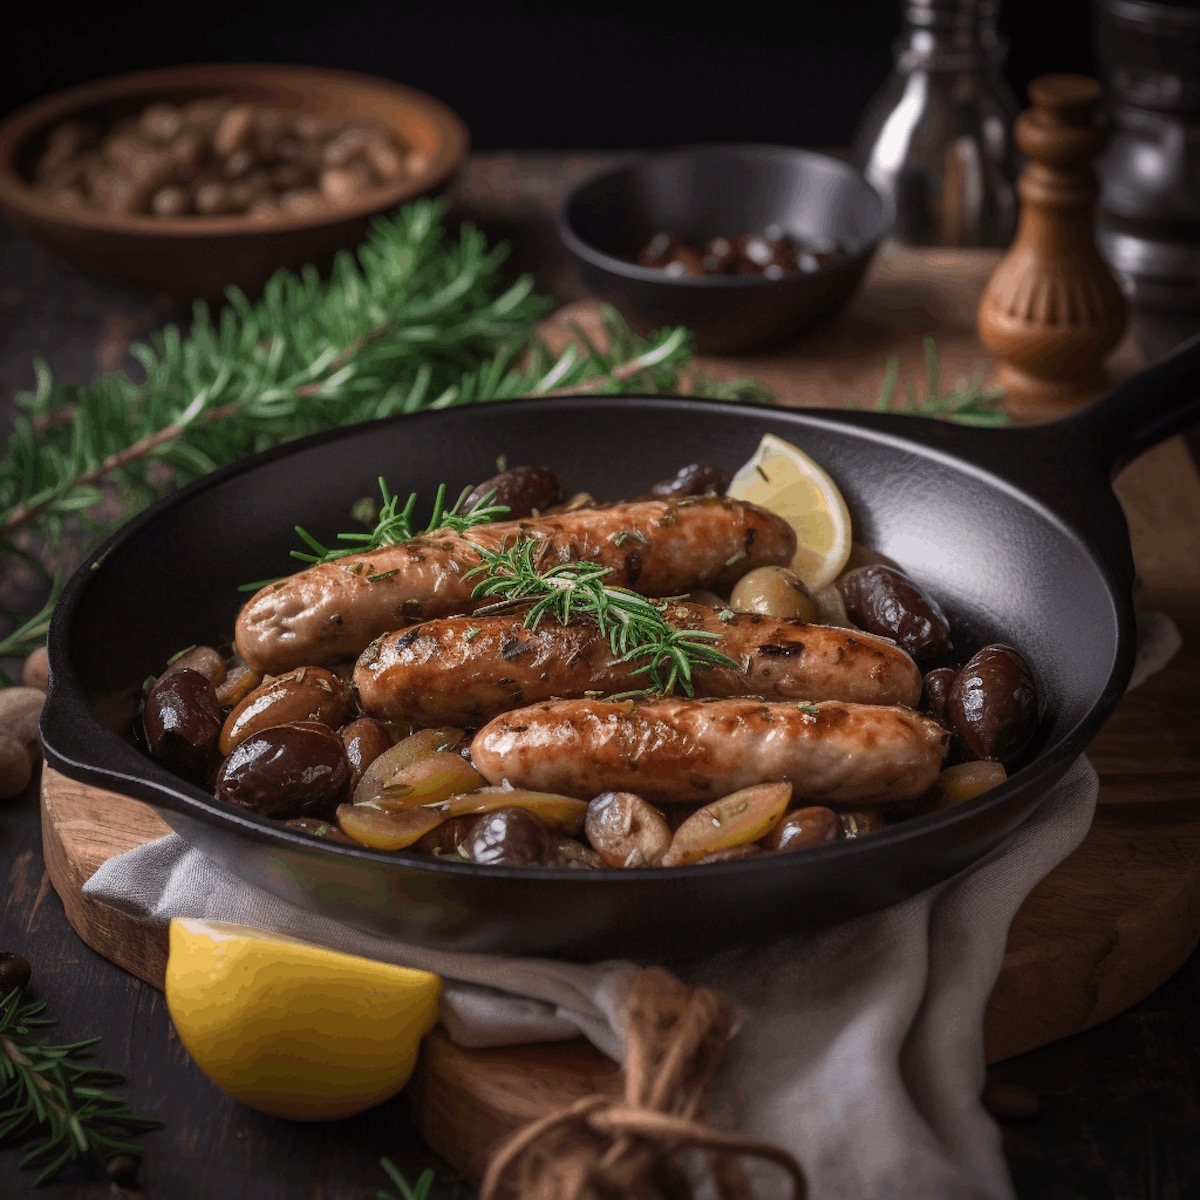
[480, 967, 806, 1200]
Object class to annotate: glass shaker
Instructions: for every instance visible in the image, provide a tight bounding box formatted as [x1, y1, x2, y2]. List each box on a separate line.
[852, 0, 1018, 247]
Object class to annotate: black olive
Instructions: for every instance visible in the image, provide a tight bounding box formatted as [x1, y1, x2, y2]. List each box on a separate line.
[464, 806, 552, 866]
[662, 245, 706, 277]
[637, 232, 681, 268]
[947, 644, 1039, 766]
[215, 721, 350, 819]
[105, 1154, 140, 1184]
[738, 232, 797, 275]
[142, 667, 222, 782]
[465, 466, 565, 519]
[762, 806, 839, 852]
[836, 565, 953, 664]
[702, 235, 739, 273]
[646, 463, 733, 499]
[340, 717, 393, 793]
[921, 666, 959, 727]
[0, 951, 32, 996]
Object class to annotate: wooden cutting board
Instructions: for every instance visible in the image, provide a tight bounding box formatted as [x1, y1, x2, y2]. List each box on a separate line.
[39, 248, 1200, 1188]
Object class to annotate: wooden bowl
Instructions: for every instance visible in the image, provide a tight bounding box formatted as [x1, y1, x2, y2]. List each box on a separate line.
[0, 64, 469, 300]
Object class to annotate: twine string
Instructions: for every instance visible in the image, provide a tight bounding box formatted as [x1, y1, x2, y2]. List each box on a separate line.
[478, 967, 807, 1200]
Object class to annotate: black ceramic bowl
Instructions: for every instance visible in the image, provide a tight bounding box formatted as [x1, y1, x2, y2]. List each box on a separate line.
[555, 144, 891, 354]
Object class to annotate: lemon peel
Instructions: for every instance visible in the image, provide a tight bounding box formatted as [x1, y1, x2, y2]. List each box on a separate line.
[164, 917, 441, 1121]
[727, 433, 853, 591]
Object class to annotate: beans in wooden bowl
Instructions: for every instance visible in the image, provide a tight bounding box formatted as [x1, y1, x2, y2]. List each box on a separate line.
[32, 97, 420, 220]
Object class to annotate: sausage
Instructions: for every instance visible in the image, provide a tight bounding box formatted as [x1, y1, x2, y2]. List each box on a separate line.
[235, 498, 795, 674]
[356, 602, 921, 726]
[356, 613, 638, 727]
[470, 697, 950, 806]
[670, 603, 922, 708]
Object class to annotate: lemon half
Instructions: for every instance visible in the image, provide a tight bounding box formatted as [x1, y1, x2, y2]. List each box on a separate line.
[165, 918, 441, 1121]
[727, 433, 853, 591]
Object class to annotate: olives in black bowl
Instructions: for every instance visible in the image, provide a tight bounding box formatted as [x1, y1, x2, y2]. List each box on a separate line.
[636, 228, 846, 279]
[556, 144, 889, 353]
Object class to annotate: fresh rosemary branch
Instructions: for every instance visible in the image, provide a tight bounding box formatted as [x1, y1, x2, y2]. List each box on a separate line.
[377, 1159, 437, 1200]
[467, 539, 737, 695]
[290, 482, 509, 567]
[0, 987, 162, 1184]
[1, 201, 758, 676]
[863, 337, 1009, 426]
[0, 576, 62, 683]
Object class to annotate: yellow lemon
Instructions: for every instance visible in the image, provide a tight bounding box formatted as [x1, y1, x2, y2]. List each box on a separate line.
[164, 917, 441, 1121]
[727, 433, 853, 592]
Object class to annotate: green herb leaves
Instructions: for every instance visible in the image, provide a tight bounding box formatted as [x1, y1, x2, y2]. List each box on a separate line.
[865, 337, 1009, 426]
[467, 538, 737, 696]
[289, 481, 510, 568]
[1, 200, 744, 673]
[0, 986, 162, 1184]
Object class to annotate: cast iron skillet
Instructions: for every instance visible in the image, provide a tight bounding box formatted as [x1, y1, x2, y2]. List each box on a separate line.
[40, 337, 1200, 961]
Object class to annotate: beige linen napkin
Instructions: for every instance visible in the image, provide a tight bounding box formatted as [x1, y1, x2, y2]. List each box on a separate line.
[84, 613, 1181, 1200]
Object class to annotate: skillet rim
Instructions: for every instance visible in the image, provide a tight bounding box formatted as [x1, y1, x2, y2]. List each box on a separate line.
[40, 391, 1137, 888]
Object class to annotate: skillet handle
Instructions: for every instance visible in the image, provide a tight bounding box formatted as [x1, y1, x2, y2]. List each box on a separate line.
[1042, 332, 1200, 478]
[860, 332, 1200, 575]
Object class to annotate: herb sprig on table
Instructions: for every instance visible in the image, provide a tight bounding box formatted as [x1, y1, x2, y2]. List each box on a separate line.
[864, 337, 1009, 426]
[377, 1160, 437, 1200]
[0, 200, 761, 675]
[468, 538, 737, 696]
[0, 959, 161, 1185]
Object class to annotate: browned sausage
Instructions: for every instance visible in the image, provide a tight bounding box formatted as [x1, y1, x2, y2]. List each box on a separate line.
[355, 603, 921, 726]
[235, 498, 795, 674]
[670, 603, 922, 707]
[470, 697, 949, 806]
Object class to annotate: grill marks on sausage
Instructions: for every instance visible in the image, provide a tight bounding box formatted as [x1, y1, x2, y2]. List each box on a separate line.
[354, 603, 923, 726]
[500, 635, 535, 661]
[757, 643, 803, 658]
[471, 696, 949, 806]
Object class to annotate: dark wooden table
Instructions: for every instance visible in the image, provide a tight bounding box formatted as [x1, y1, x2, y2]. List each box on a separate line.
[2, 151, 1199, 1200]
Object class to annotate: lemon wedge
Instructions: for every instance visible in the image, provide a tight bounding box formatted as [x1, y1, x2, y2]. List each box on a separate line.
[164, 917, 441, 1121]
[727, 433, 853, 591]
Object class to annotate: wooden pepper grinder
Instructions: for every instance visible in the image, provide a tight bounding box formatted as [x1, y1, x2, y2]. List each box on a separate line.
[977, 74, 1127, 407]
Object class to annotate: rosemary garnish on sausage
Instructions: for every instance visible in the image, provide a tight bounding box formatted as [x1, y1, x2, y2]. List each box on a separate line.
[240, 480, 509, 589]
[290, 480, 509, 566]
[466, 538, 738, 696]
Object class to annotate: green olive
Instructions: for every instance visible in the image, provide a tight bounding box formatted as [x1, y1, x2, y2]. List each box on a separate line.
[729, 566, 818, 621]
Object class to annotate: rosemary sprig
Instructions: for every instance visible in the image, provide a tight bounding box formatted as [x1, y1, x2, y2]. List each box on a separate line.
[377, 1159, 436, 1200]
[0, 576, 62, 684]
[467, 538, 737, 695]
[1, 202, 759, 676]
[289, 482, 509, 567]
[0, 987, 162, 1184]
[862, 337, 1009, 426]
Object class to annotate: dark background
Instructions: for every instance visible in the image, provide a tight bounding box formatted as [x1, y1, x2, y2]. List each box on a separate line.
[8, 0, 1097, 150]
